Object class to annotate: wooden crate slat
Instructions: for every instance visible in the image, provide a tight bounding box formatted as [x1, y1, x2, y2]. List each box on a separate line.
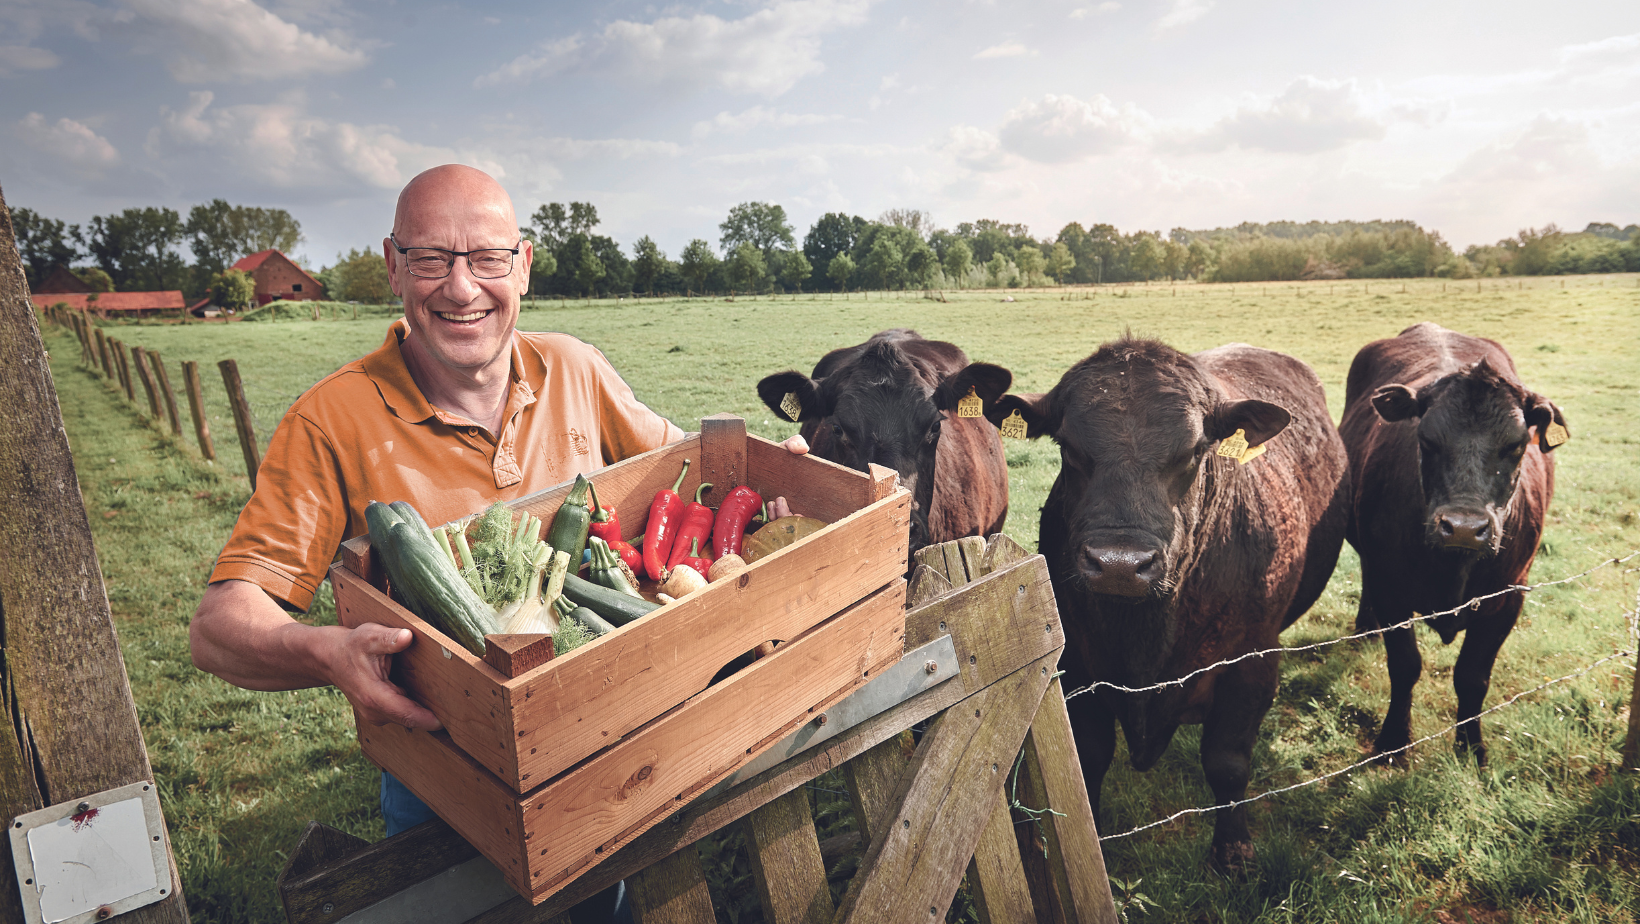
[745, 434, 873, 523]
[628, 848, 717, 924]
[743, 789, 834, 924]
[831, 651, 1058, 923]
[698, 414, 748, 502]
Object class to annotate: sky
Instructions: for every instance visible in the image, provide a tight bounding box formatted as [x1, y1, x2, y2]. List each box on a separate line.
[3, 0, 1638, 268]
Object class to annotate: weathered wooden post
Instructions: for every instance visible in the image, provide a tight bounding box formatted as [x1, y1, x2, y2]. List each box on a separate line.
[95, 326, 113, 378]
[148, 350, 184, 437]
[218, 358, 262, 487]
[112, 338, 136, 401]
[0, 182, 189, 924]
[181, 361, 216, 462]
[131, 346, 163, 420]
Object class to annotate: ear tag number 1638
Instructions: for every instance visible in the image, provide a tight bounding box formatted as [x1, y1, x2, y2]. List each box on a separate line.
[957, 387, 983, 418]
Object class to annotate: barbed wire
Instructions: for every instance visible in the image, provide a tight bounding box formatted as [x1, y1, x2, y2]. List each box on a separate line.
[1064, 549, 1640, 702]
[1098, 646, 1636, 842]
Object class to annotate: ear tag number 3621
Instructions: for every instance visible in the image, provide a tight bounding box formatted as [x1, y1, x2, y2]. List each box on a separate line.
[957, 387, 983, 418]
[999, 410, 1028, 440]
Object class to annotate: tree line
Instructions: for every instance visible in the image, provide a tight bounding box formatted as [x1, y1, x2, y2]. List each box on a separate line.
[12, 199, 1639, 304]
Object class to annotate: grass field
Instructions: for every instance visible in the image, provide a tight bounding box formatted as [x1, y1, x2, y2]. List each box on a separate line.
[56, 273, 1640, 922]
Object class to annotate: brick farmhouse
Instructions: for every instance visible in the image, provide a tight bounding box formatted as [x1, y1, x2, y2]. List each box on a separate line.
[234, 249, 324, 305]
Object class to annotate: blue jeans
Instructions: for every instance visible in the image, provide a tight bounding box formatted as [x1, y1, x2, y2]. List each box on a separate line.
[381, 772, 630, 923]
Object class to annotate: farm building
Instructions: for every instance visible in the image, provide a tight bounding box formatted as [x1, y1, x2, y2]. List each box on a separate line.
[234, 249, 324, 305]
[30, 290, 186, 318]
[30, 265, 93, 295]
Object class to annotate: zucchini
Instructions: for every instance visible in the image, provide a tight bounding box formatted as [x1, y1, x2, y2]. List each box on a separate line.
[365, 499, 499, 657]
[553, 594, 616, 637]
[561, 573, 661, 626]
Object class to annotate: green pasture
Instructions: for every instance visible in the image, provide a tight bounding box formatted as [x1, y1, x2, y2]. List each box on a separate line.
[56, 273, 1640, 922]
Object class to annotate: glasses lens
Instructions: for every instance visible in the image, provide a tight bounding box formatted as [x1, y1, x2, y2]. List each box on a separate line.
[405, 249, 454, 278]
[468, 250, 515, 278]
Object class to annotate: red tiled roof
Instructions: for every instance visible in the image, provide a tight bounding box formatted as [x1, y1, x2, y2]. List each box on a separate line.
[233, 250, 278, 271]
[31, 291, 186, 312]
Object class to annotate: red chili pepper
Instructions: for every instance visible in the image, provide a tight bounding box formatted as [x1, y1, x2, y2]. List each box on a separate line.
[587, 480, 623, 545]
[667, 483, 716, 571]
[608, 538, 644, 576]
[677, 537, 712, 578]
[712, 485, 764, 558]
[643, 459, 690, 581]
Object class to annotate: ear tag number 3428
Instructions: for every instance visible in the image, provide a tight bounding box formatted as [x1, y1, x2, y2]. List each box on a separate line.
[957, 387, 984, 419]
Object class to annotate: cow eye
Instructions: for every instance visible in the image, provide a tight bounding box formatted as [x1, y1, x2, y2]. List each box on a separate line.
[1500, 439, 1526, 460]
[924, 419, 942, 444]
[1418, 437, 1440, 457]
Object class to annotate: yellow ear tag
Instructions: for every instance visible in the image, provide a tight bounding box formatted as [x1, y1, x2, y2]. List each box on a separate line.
[1216, 428, 1249, 459]
[779, 391, 802, 422]
[1543, 422, 1569, 447]
[957, 386, 983, 419]
[999, 409, 1028, 440]
[1237, 442, 1267, 465]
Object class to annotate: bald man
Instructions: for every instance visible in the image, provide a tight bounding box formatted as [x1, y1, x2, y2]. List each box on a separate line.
[190, 166, 801, 854]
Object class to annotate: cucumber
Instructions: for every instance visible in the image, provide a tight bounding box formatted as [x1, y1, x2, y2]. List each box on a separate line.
[366, 502, 430, 619]
[388, 521, 498, 656]
[561, 573, 661, 626]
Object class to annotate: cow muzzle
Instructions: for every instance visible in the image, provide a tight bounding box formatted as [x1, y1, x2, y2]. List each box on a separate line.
[1431, 505, 1493, 552]
[1078, 542, 1166, 598]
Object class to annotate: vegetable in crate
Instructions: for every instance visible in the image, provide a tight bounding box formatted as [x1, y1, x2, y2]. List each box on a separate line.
[443, 502, 554, 632]
[659, 564, 707, 599]
[712, 485, 763, 558]
[587, 537, 643, 598]
[552, 594, 616, 639]
[666, 482, 716, 572]
[562, 573, 661, 626]
[643, 458, 690, 581]
[675, 537, 711, 579]
[741, 515, 828, 563]
[545, 473, 595, 572]
[586, 481, 623, 546]
[365, 500, 498, 656]
[607, 538, 644, 576]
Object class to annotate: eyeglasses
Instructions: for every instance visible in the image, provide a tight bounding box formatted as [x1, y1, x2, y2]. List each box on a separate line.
[390, 233, 521, 279]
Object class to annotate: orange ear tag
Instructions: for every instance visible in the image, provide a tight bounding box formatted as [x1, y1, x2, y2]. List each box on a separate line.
[999, 409, 1028, 440]
[957, 387, 983, 418]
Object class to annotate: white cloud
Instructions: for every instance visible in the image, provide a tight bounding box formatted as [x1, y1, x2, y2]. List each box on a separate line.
[973, 42, 1032, 60]
[477, 0, 872, 98]
[14, 113, 121, 173]
[119, 0, 367, 83]
[1069, 3, 1120, 19]
[997, 94, 1152, 162]
[1191, 77, 1386, 153]
[1155, 0, 1213, 31]
[0, 44, 60, 73]
[537, 138, 682, 159]
[691, 106, 843, 139]
[943, 125, 1009, 171]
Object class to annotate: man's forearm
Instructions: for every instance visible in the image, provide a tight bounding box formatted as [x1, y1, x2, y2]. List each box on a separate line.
[190, 579, 336, 691]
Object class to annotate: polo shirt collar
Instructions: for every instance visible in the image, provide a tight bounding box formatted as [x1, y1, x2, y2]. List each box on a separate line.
[364, 317, 537, 425]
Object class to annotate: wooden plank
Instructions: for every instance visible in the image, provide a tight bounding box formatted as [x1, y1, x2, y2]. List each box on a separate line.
[628, 847, 717, 924]
[0, 186, 188, 923]
[743, 788, 833, 924]
[483, 634, 554, 678]
[978, 533, 1029, 578]
[954, 536, 986, 583]
[132, 346, 163, 419]
[698, 413, 748, 502]
[867, 463, 898, 503]
[510, 438, 699, 543]
[841, 732, 913, 846]
[147, 349, 184, 436]
[746, 434, 872, 523]
[277, 820, 478, 924]
[218, 358, 262, 488]
[181, 360, 216, 461]
[967, 790, 1037, 924]
[832, 652, 1058, 923]
[1019, 680, 1117, 924]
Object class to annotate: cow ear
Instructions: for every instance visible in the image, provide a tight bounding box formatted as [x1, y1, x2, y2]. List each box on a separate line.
[1523, 393, 1569, 452]
[1370, 384, 1421, 422]
[935, 362, 1013, 413]
[1207, 399, 1291, 447]
[757, 371, 825, 423]
[984, 393, 1054, 438]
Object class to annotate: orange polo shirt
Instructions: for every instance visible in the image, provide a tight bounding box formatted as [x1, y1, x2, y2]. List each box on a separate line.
[210, 319, 684, 610]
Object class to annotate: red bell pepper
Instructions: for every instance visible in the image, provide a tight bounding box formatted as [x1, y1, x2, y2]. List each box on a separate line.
[677, 537, 712, 578]
[643, 459, 690, 581]
[608, 538, 644, 576]
[587, 481, 623, 545]
[667, 483, 715, 571]
[712, 485, 764, 559]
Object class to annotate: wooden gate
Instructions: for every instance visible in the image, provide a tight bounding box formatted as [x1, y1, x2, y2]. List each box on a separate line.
[277, 535, 1117, 923]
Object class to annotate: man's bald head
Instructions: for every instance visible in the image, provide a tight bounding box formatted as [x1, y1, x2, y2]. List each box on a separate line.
[393, 164, 517, 237]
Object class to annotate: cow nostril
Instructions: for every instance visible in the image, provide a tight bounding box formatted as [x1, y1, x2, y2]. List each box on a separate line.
[1078, 547, 1104, 576]
[1135, 551, 1163, 580]
[1439, 517, 1456, 537]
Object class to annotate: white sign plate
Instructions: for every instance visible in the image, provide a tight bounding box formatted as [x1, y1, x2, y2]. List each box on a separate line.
[10, 781, 172, 924]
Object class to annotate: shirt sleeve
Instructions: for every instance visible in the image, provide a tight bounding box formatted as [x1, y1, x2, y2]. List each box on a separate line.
[208, 411, 349, 611]
[588, 345, 685, 464]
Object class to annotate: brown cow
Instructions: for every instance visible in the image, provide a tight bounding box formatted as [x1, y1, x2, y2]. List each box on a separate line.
[989, 336, 1348, 869]
[757, 329, 1011, 562]
[1342, 322, 1566, 765]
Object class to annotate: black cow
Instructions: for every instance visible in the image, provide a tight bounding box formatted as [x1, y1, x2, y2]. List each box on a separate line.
[1342, 322, 1565, 765]
[990, 337, 1349, 869]
[757, 329, 1011, 561]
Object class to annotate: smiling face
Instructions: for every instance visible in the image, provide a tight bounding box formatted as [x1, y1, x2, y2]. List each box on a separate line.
[385, 165, 531, 380]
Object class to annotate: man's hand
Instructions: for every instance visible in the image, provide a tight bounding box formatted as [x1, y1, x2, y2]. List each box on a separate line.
[316, 623, 443, 731]
[780, 433, 809, 455]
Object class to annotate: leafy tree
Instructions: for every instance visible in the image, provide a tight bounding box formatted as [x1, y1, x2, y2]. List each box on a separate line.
[323, 248, 393, 302]
[863, 237, 905, 290]
[1185, 240, 1213, 279]
[985, 252, 1011, 287]
[529, 241, 557, 294]
[589, 235, 632, 294]
[71, 266, 114, 292]
[210, 268, 256, 311]
[906, 245, 939, 288]
[529, 202, 599, 251]
[942, 239, 973, 287]
[1015, 245, 1046, 285]
[726, 241, 768, 292]
[631, 236, 667, 293]
[679, 239, 719, 292]
[563, 233, 606, 295]
[1045, 241, 1075, 283]
[776, 249, 812, 292]
[185, 199, 303, 273]
[8, 206, 81, 289]
[720, 202, 795, 257]
[878, 208, 935, 239]
[803, 212, 868, 289]
[85, 207, 189, 292]
[827, 252, 856, 290]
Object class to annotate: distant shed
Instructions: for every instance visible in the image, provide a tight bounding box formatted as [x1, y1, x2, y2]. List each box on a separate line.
[30, 291, 186, 318]
[234, 250, 324, 305]
[31, 265, 94, 295]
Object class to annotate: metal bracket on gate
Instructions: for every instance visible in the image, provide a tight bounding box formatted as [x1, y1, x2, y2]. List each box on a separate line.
[9, 781, 173, 924]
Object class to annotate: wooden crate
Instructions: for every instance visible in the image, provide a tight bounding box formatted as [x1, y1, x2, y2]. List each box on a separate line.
[330, 415, 912, 902]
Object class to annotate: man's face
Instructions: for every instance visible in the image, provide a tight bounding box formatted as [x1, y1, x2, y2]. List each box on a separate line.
[384, 185, 532, 376]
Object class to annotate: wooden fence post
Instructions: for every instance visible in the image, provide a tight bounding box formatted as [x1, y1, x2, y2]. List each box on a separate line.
[94, 327, 113, 378]
[112, 338, 136, 402]
[218, 358, 261, 488]
[0, 181, 190, 924]
[181, 361, 216, 462]
[148, 350, 184, 437]
[131, 346, 163, 420]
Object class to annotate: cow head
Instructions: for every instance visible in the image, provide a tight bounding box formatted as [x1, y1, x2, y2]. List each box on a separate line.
[757, 334, 1011, 555]
[1370, 358, 1566, 557]
[990, 339, 1289, 602]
